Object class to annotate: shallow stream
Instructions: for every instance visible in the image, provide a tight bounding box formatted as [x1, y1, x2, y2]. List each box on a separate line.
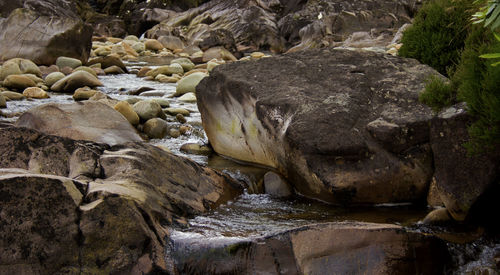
[1, 64, 497, 273]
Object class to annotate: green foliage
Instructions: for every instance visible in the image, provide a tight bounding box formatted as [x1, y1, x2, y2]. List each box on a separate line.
[419, 75, 455, 112]
[453, 27, 500, 152]
[472, 0, 500, 30]
[398, 0, 476, 76]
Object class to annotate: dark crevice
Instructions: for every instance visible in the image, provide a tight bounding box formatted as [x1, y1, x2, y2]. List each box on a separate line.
[137, 205, 165, 246]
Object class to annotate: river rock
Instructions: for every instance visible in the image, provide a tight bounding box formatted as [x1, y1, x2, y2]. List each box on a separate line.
[44, 72, 66, 87]
[56, 56, 82, 69]
[72, 87, 98, 101]
[430, 104, 500, 221]
[73, 66, 98, 77]
[146, 64, 183, 78]
[0, 6, 92, 65]
[178, 92, 197, 103]
[180, 143, 212, 155]
[171, 221, 449, 274]
[0, 94, 6, 108]
[2, 74, 37, 90]
[197, 48, 437, 204]
[174, 72, 207, 97]
[145, 39, 164, 51]
[15, 101, 142, 145]
[103, 65, 125, 74]
[22, 87, 49, 99]
[50, 71, 103, 93]
[143, 118, 168, 139]
[1, 91, 25, 101]
[164, 107, 190, 116]
[0, 61, 22, 80]
[202, 47, 237, 62]
[264, 171, 293, 197]
[170, 57, 195, 72]
[158, 35, 185, 51]
[1, 58, 41, 79]
[133, 100, 166, 121]
[86, 56, 128, 73]
[132, 42, 146, 53]
[114, 101, 140, 126]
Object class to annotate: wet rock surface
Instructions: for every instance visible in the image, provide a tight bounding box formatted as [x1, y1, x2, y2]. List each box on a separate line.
[197, 48, 437, 205]
[430, 104, 500, 221]
[171, 221, 449, 274]
[0, 125, 243, 273]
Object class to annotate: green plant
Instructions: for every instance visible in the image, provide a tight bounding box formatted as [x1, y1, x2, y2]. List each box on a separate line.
[445, 25, 500, 153]
[398, 0, 476, 76]
[419, 75, 455, 111]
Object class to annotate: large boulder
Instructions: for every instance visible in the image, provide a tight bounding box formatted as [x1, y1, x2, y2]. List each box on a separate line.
[0, 172, 84, 274]
[0, 125, 243, 273]
[197, 48, 437, 204]
[171, 221, 449, 274]
[430, 104, 500, 221]
[15, 101, 143, 145]
[0, 5, 92, 65]
[146, 0, 418, 53]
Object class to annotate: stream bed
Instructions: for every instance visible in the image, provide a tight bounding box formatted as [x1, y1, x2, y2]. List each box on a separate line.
[1, 66, 498, 274]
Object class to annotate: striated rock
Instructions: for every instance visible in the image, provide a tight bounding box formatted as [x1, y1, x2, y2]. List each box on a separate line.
[171, 221, 449, 274]
[0, 125, 243, 274]
[0, 7, 92, 65]
[174, 72, 207, 97]
[430, 104, 500, 221]
[15, 101, 142, 145]
[197, 48, 437, 204]
[50, 71, 103, 93]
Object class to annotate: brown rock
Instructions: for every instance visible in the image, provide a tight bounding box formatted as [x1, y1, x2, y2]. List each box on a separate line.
[22, 87, 49, 99]
[143, 118, 168, 139]
[145, 39, 164, 51]
[114, 101, 140, 126]
[15, 101, 142, 145]
[3, 74, 36, 90]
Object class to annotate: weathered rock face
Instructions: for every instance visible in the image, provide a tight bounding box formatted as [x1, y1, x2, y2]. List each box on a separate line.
[0, 5, 92, 65]
[146, 0, 418, 53]
[0, 172, 84, 275]
[0, 125, 243, 273]
[198, 48, 437, 204]
[430, 104, 500, 221]
[171, 222, 449, 274]
[15, 101, 143, 146]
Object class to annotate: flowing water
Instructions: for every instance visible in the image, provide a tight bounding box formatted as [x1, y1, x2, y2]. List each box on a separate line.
[1, 65, 498, 273]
